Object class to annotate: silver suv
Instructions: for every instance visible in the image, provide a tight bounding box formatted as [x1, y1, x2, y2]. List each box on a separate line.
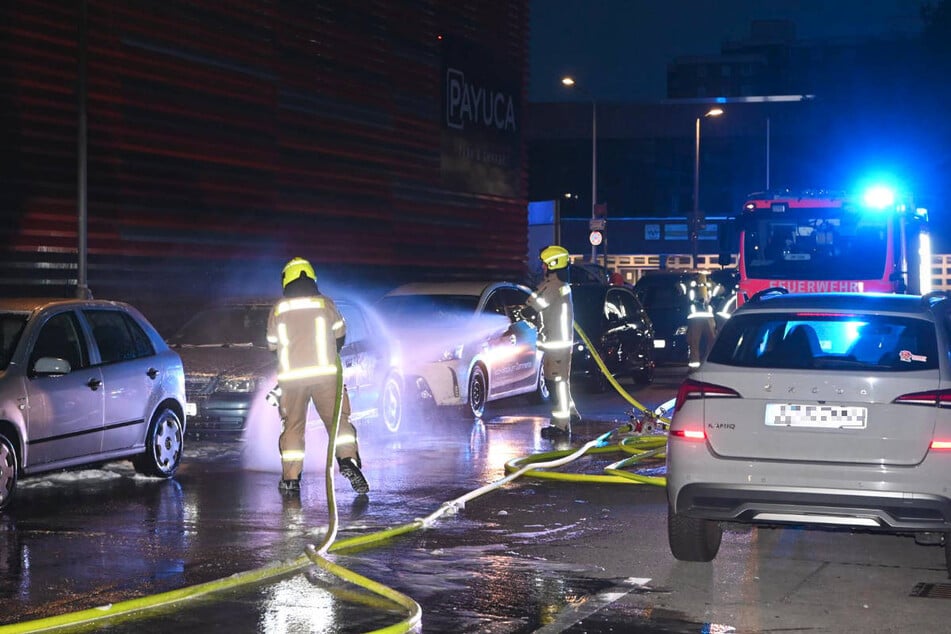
[0, 298, 186, 511]
[666, 291, 951, 574]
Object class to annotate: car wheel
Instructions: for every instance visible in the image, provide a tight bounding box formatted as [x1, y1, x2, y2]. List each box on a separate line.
[0, 433, 18, 512]
[945, 533, 951, 578]
[530, 368, 550, 404]
[133, 407, 184, 478]
[465, 364, 487, 419]
[633, 360, 655, 385]
[667, 504, 722, 562]
[380, 373, 403, 433]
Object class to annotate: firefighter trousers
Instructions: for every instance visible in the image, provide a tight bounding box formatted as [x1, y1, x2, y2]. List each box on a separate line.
[543, 347, 578, 430]
[278, 377, 360, 481]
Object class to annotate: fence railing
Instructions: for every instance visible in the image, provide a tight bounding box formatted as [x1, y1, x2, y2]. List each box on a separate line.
[588, 253, 951, 292]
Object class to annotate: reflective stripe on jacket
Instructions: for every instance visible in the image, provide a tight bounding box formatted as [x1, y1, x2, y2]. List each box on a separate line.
[266, 295, 346, 384]
[529, 276, 573, 350]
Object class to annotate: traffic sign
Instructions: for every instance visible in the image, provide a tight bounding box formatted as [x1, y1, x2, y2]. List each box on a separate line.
[589, 218, 606, 231]
[589, 230, 603, 246]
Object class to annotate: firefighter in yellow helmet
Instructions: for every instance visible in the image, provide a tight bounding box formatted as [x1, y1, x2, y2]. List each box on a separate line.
[265, 257, 369, 495]
[528, 245, 581, 439]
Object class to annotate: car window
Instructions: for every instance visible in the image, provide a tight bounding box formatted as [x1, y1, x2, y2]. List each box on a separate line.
[482, 290, 509, 317]
[338, 303, 366, 342]
[378, 294, 479, 326]
[637, 281, 686, 309]
[170, 305, 271, 346]
[85, 309, 154, 364]
[0, 314, 27, 371]
[30, 312, 87, 371]
[709, 312, 939, 371]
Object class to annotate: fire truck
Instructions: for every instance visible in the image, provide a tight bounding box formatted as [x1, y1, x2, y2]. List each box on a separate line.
[734, 187, 930, 305]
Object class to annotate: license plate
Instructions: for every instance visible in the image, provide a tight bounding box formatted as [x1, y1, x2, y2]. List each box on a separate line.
[765, 403, 867, 429]
[653, 339, 666, 349]
[186, 402, 197, 417]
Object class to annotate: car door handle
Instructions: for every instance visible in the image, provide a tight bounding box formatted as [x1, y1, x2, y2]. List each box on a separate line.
[87, 378, 102, 391]
[146, 367, 159, 380]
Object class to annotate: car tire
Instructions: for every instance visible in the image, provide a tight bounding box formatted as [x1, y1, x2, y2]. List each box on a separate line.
[380, 373, 403, 433]
[465, 364, 487, 419]
[633, 361, 655, 385]
[529, 368, 550, 404]
[133, 407, 184, 478]
[0, 433, 18, 512]
[667, 504, 722, 562]
[945, 533, 951, 578]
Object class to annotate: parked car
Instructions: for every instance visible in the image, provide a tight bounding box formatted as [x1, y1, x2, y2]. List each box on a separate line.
[634, 270, 717, 365]
[666, 291, 951, 574]
[377, 281, 547, 419]
[0, 298, 187, 511]
[168, 296, 403, 438]
[570, 284, 655, 391]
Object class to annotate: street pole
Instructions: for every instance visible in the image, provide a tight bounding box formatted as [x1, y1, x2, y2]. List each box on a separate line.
[766, 116, 771, 191]
[590, 100, 597, 263]
[692, 116, 700, 269]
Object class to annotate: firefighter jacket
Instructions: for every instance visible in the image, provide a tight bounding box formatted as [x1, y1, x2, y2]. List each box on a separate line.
[266, 295, 346, 385]
[528, 274, 574, 351]
[684, 278, 714, 319]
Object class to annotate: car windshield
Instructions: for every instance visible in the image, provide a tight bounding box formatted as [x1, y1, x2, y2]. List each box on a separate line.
[0, 313, 28, 370]
[169, 305, 271, 346]
[708, 311, 938, 371]
[377, 294, 480, 326]
[742, 210, 888, 281]
[635, 278, 688, 309]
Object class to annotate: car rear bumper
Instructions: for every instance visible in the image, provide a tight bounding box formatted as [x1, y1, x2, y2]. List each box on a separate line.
[673, 482, 951, 532]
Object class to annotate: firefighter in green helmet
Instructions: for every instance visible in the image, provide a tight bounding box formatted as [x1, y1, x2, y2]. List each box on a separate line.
[528, 245, 582, 439]
[266, 257, 369, 495]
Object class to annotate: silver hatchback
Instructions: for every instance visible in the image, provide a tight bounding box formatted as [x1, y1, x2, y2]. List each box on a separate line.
[666, 292, 951, 574]
[0, 298, 187, 511]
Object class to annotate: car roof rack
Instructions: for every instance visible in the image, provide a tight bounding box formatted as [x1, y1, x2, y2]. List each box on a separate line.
[746, 287, 789, 303]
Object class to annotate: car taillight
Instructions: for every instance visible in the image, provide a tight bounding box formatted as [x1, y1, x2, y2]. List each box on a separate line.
[670, 429, 706, 441]
[930, 440, 951, 450]
[892, 389, 951, 407]
[674, 378, 741, 412]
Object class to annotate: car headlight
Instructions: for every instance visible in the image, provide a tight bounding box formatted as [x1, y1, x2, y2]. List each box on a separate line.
[674, 325, 688, 337]
[217, 377, 256, 393]
[440, 344, 464, 361]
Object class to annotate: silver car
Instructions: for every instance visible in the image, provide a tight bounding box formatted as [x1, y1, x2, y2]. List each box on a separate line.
[377, 281, 548, 419]
[666, 291, 951, 575]
[0, 298, 187, 511]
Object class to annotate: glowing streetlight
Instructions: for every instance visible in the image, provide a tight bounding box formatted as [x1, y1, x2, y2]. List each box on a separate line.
[691, 107, 724, 268]
[561, 76, 598, 263]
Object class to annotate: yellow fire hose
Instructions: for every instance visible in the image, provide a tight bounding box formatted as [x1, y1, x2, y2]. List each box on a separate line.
[0, 324, 670, 633]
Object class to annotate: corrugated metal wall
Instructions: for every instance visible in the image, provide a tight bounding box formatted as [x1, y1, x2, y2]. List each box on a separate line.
[0, 1, 529, 327]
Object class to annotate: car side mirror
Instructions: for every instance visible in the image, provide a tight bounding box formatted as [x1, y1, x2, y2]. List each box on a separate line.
[33, 356, 71, 376]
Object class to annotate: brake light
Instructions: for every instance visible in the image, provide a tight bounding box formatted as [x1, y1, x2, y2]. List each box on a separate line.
[670, 429, 706, 441]
[674, 378, 741, 412]
[930, 440, 951, 450]
[892, 389, 951, 407]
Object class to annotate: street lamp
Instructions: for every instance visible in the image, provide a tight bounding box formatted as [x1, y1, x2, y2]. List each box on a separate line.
[691, 107, 723, 268]
[561, 76, 598, 263]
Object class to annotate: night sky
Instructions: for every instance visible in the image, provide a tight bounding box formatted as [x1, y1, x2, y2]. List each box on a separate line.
[529, 0, 926, 103]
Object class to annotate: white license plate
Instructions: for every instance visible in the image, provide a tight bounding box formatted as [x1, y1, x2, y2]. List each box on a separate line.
[186, 402, 197, 417]
[653, 339, 666, 349]
[765, 403, 867, 429]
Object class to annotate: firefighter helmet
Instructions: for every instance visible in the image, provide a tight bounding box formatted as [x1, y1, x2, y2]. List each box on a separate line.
[282, 257, 316, 288]
[539, 245, 570, 271]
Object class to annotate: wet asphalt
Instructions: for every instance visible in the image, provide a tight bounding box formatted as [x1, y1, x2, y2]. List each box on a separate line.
[3, 367, 951, 633]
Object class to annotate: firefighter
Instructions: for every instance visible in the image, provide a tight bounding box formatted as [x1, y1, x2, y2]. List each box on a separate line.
[685, 274, 716, 369]
[266, 257, 369, 495]
[529, 245, 581, 439]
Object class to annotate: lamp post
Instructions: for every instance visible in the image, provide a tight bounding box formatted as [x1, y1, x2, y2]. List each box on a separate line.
[766, 116, 771, 190]
[561, 76, 598, 263]
[691, 107, 723, 268]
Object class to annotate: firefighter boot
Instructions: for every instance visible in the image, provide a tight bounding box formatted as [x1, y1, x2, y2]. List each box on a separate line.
[338, 457, 370, 494]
